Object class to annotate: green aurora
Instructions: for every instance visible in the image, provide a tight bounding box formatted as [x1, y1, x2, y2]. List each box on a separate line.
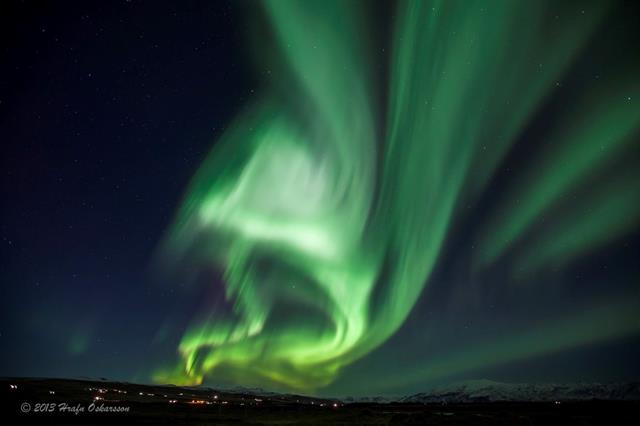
[154, 0, 640, 393]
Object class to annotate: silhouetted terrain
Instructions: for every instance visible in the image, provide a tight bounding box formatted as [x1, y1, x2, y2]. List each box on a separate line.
[2, 378, 639, 425]
[397, 379, 640, 403]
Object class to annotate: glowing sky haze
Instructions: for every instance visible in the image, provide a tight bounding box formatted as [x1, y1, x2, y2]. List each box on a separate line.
[2, 0, 639, 397]
[153, 0, 640, 393]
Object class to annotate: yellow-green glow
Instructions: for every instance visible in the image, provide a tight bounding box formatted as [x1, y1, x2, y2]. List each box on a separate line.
[155, 0, 640, 392]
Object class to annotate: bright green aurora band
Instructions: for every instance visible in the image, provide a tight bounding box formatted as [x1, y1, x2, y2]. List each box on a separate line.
[155, 0, 640, 392]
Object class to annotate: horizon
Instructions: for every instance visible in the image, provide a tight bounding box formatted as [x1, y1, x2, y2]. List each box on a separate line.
[3, 376, 640, 401]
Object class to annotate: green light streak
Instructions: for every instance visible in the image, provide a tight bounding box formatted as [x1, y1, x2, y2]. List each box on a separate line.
[155, 0, 639, 392]
[349, 293, 640, 394]
[479, 76, 640, 268]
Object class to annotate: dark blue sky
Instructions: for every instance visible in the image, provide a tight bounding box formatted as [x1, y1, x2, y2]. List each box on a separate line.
[1, 0, 639, 396]
[1, 0, 253, 382]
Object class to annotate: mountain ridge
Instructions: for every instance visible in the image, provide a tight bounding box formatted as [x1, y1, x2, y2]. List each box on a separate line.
[396, 380, 640, 403]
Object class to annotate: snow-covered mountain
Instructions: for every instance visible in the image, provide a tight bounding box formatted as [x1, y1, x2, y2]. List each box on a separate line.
[399, 380, 640, 403]
[169, 378, 640, 403]
[342, 395, 394, 404]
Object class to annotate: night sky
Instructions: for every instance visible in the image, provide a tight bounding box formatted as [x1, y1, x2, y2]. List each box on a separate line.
[2, 0, 639, 397]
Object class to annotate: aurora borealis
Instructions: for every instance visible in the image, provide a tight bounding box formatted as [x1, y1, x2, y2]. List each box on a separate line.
[153, 0, 640, 393]
[1, 0, 639, 397]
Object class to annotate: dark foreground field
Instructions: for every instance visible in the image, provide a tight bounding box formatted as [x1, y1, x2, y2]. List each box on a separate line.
[1, 378, 638, 425]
